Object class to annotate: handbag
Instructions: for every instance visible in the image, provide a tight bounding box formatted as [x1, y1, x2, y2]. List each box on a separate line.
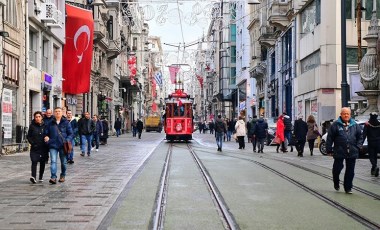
[55, 125, 72, 155]
[273, 136, 281, 144]
[233, 133, 237, 140]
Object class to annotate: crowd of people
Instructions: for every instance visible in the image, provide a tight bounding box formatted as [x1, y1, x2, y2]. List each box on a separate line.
[26, 107, 129, 185]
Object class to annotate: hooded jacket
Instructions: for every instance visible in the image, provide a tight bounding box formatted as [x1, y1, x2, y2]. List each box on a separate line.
[235, 119, 246, 137]
[362, 117, 380, 143]
[253, 118, 268, 139]
[27, 119, 49, 161]
[326, 117, 362, 159]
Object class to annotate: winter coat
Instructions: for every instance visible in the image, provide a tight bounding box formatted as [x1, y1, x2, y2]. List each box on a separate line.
[78, 117, 96, 135]
[44, 117, 74, 150]
[136, 120, 144, 132]
[43, 115, 54, 126]
[114, 119, 122, 130]
[235, 120, 246, 137]
[215, 118, 227, 133]
[94, 120, 103, 135]
[69, 118, 78, 136]
[253, 118, 268, 139]
[228, 120, 236, 132]
[293, 119, 308, 141]
[326, 117, 362, 159]
[306, 122, 319, 140]
[248, 118, 258, 137]
[362, 118, 380, 144]
[27, 120, 49, 162]
[283, 115, 292, 131]
[276, 117, 285, 142]
[101, 120, 109, 139]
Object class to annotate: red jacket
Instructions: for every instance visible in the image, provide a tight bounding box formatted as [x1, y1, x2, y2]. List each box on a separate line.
[276, 116, 285, 142]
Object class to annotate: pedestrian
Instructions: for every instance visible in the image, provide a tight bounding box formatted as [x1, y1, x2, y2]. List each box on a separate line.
[202, 121, 207, 134]
[27, 111, 49, 183]
[362, 112, 380, 177]
[253, 116, 268, 153]
[214, 115, 227, 151]
[66, 110, 78, 164]
[227, 118, 234, 141]
[275, 114, 286, 153]
[43, 108, 54, 126]
[293, 115, 308, 157]
[246, 116, 252, 143]
[136, 118, 144, 139]
[92, 114, 103, 152]
[326, 107, 362, 194]
[209, 120, 215, 134]
[100, 118, 109, 145]
[114, 117, 122, 137]
[248, 115, 258, 152]
[132, 120, 137, 137]
[235, 116, 246, 149]
[198, 121, 203, 134]
[44, 107, 74, 184]
[306, 115, 320, 156]
[78, 112, 96, 156]
[283, 112, 293, 152]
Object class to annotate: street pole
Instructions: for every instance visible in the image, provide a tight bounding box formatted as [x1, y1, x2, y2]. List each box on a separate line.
[341, 0, 350, 107]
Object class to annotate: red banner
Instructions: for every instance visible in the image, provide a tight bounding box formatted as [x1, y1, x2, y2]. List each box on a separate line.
[196, 75, 203, 88]
[62, 4, 94, 94]
[168, 65, 180, 84]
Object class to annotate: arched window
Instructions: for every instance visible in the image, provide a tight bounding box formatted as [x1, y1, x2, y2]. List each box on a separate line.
[5, 0, 18, 27]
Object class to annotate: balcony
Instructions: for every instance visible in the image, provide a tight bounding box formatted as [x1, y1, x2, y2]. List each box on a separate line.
[94, 19, 106, 42]
[99, 31, 110, 50]
[107, 38, 121, 59]
[267, 0, 292, 31]
[250, 61, 267, 80]
[258, 25, 276, 47]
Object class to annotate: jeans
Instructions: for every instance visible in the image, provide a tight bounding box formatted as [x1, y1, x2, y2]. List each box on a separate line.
[81, 134, 93, 154]
[93, 133, 100, 149]
[257, 138, 265, 151]
[216, 132, 224, 149]
[67, 138, 75, 161]
[116, 129, 121, 137]
[284, 131, 291, 149]
[50, 148, 66, 179]
[132, 128, 137, 137]
[333, 158, 356, 191]
[226, 131, 232, 141]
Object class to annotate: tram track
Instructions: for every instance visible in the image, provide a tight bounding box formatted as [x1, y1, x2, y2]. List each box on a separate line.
[152, 143, 238, 230]
[190, 145, 380, 229]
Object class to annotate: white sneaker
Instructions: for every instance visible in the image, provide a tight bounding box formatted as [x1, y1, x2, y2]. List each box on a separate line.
[91, 147, 95, 151]
[96, 149, 99, 152]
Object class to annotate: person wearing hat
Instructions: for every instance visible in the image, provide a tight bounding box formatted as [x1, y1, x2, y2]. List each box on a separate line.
[362, 112, 380, 177]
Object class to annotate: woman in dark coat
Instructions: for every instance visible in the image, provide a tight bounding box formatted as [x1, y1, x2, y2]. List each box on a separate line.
[100, 118, 109, 145]
[27, 111, 49, 183]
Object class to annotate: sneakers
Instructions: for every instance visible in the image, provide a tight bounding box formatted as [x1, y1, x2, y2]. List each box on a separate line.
[67, 160, 74, 164]
[345, 190, 353, 194]
[49, 178, 57, 184]
[58, 176, 65, 183]
[38, 179, 44, 183]
[80, 152, 85, 157]
[30, 177, 37, 184]
[87, 152, 90, 156]
[96, 149, 99, 152]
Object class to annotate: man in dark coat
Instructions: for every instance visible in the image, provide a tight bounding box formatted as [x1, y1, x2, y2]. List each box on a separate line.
[326, 107, 362, 194]
[43, 109, 54, 126]
[92, 115, 103, 152]
[114, 118, 122, 137]
[362, 112, 380, 177]
[44, 107, 74, 184]
[78, 112, 96, 156]
[248, 116, 258, 151]
[283, 112, 293, 151]
[100, 118, 109, 145]
[214, 115, 227, 152]
[293, 115, 308, 157]
[27, 111, 49, 183]
[136, 119, 144, 139]
[253, 117, 268, 153]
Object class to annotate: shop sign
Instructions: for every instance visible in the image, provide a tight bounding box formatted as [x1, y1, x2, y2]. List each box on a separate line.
[239, 101, 246, 111]
[2, 89, 13, 139]
[67, 96, 77, 105]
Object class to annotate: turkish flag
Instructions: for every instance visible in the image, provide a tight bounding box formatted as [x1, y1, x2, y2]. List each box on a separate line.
[62, 4, 94, 94]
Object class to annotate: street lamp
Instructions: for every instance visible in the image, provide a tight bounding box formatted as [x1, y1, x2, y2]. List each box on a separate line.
[341, 0, 350, 107]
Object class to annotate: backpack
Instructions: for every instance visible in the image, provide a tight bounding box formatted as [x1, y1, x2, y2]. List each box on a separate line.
[215, 121, 225, 133]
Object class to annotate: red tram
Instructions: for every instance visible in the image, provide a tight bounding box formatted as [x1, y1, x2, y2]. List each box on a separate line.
[163, 89, 194, 141]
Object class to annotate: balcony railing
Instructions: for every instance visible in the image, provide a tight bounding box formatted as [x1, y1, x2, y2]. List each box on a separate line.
[258, 25, 276, 47]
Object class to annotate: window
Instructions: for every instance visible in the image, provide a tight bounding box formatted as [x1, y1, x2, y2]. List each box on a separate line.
[230, 67, 236, 85]
[3, 53, 19, 86]
[301, 50, 321, 73]
[107, 16, 114, 40]
[301, 0, 321, 34]
[42, 40, 49, 71]
[270, 52, 276, 76]
[282, 29, 292, 65]
[346, 0, 380, 19]
[5, 0, 18, 27]
[230, 24, 236, 42]
[365, 0, 380, 19]
[346, 47, 367, 65]
[53, 46, 59, 76]
[29, 31, 38, 67]
[230, 46, 236, 63]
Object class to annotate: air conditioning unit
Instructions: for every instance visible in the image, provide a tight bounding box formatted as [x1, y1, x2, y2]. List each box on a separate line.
[40, 2, 57, 23]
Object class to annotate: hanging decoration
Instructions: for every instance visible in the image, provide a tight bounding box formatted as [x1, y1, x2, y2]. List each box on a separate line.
[128, 55, 137, 85]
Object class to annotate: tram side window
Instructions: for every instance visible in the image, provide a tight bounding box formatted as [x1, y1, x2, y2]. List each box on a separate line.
[166, 104, 173, 118]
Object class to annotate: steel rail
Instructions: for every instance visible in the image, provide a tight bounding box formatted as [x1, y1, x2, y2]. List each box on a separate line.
[187, 144, 239, 230]
[152, 143, 173, 230]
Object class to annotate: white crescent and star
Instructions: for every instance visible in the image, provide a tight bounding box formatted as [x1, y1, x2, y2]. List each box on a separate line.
[74, 25, 91, 63]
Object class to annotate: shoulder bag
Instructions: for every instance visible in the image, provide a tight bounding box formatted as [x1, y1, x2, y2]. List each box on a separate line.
[55, 124, 72, 155]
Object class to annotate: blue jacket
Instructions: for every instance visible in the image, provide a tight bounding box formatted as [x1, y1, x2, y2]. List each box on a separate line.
[326, 117, 362, 159]
[69, 119, 78, 136]
[253, 118, 268, 139]
[45, 117, 74, 150]
[94, 120, 103, 135]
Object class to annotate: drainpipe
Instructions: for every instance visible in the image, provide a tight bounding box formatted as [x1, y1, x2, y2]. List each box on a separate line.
[25, 0, 29, 131]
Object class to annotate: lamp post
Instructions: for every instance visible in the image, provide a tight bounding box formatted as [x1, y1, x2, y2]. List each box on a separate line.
[341, 0, 350, 107]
